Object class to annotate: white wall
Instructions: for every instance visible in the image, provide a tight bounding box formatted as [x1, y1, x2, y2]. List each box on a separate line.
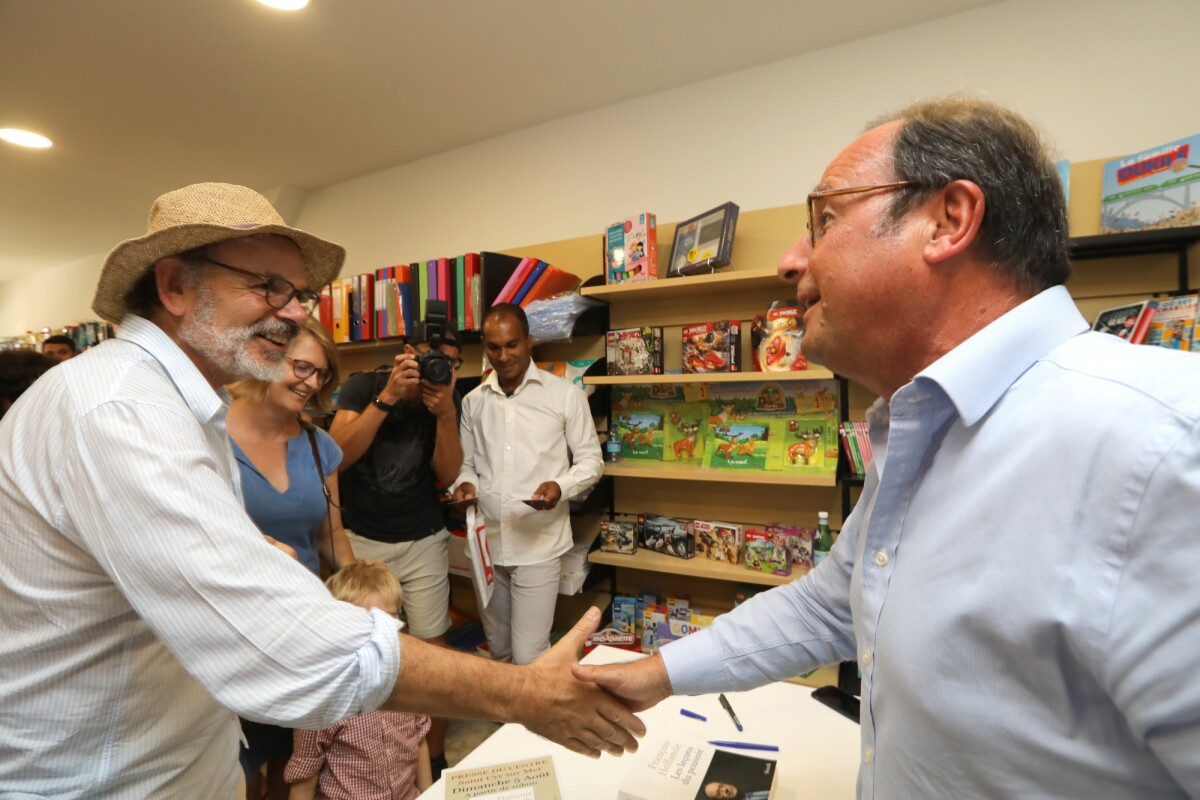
[3, 0, 1196, 334]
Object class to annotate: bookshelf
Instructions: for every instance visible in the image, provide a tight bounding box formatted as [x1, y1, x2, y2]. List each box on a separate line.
[604, 461, 836, 487]
[590, 547, 806, 588]
[585, 368, 834, 385]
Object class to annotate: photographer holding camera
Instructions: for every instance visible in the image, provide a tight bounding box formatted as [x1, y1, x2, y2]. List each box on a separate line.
[329, 300, 463, 778]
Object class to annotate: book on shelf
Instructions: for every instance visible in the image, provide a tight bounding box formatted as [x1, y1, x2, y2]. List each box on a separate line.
[1144, 294, 1199, 351]
[445, 754, 561, 799]
[455, 254, 467, 331]
[618, 740, 777, 800]
[1100, 133, 1200, 234]
[1091, 299, 1157, 345]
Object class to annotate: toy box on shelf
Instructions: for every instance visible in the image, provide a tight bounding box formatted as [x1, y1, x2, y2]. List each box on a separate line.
[638, 514, 694, 560]
[606, 326, 664, 375]
[681, 319, 741, 373]
[751, 302, 807, 371]
[744, 527, 792, 576]
[693, 519, 744, 564]
[605, 212, 658, 285]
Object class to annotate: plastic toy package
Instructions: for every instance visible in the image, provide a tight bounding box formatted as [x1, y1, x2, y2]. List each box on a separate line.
[525, 294, 606, 344]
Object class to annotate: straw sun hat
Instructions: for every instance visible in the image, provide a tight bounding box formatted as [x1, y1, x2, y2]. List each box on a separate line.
[91, 182, 345, 323]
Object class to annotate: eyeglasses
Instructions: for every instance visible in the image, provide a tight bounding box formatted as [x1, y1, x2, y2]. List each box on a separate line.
[447, 356, 465, 370]
[203, 257, 322, 315]
[806, 181, 915, 246]
[287, 357, 332, 386]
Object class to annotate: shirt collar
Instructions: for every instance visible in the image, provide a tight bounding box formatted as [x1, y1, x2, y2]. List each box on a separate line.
[482, 360, 545, 396]
[116, 314, 230, 424]
[914, 285, 1088, 427]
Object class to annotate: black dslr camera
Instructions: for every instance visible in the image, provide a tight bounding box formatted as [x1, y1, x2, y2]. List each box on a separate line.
[415, 299, 455, 385]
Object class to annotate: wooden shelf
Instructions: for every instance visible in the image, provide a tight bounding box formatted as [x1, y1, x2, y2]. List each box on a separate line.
[604, 460, 837, 487]
[585, 368, 834, 385]
[580, 268, 782, 301]
[589, 547, 806, 587]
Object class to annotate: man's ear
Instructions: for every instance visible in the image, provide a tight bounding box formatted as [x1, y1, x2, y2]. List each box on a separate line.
[154, 257, 191, 318]
[923, 179, 985, 265]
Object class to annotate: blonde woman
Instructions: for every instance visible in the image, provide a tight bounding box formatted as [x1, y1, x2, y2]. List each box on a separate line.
[227, 317, 354, 800]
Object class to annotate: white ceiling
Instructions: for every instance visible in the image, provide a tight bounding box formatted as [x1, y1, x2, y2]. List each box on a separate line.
[0, 0, 1002, 285]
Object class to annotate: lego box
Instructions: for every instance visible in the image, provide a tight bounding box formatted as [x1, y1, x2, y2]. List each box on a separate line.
[639, 514, 694, 560]
[599, 520, 638, 554]
[693, 519, 743, 564]
[681, 319, 741, 373]
[606, 326, 663, 376]
[605, 212, 658, 284]
[743, 527, 791, 576]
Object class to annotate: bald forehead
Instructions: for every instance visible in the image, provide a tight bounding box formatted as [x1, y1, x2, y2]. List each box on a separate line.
[815, 120, 902, 192]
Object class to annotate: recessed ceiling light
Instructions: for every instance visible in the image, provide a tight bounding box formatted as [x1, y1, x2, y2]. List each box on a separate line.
[257, 0, 309, 9]
[0, 129, 53, 149]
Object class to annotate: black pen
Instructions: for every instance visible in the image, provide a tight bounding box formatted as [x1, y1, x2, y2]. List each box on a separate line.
[718, 693, 743, 731]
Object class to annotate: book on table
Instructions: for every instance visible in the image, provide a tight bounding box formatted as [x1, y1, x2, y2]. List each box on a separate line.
[445, 754, 561, 799]
[618, 739, 777, 800]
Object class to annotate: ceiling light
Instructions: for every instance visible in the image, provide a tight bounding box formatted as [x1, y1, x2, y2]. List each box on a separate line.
[0, 129, 53, 149]
[257, 0, 309, 9]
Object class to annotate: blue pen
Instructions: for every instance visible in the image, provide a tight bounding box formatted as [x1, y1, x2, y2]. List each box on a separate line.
[708, 740, 780, 752]
[680, 708, 707, 721]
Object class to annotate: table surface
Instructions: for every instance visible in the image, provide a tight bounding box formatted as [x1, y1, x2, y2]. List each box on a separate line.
[418, 646, 862, 799]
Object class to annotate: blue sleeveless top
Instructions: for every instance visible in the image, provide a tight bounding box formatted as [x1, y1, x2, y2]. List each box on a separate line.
[232, 427, 343, 575]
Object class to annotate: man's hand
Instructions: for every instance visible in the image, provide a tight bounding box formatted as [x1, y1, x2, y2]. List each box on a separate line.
[451, 482, 478, 507]
[529, 480, 562, 510]
[571, 651, 675, 714]
[379, 347, 421, 405]
[518, 607, 646, 757]
[421, 378, 456, 419]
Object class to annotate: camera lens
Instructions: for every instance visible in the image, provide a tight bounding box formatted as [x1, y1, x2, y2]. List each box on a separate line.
[418, 351, 454, 385]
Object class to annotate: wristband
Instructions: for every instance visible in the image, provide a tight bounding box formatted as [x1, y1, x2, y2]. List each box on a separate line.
[372, 395, 395, 413]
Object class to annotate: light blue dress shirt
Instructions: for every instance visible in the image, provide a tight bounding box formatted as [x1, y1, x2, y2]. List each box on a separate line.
[662, 286, 1200, 798]
[0, 316, 400, 799]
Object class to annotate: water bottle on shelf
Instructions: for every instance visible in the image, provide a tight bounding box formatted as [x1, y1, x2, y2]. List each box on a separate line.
[814, 510, 834, 567]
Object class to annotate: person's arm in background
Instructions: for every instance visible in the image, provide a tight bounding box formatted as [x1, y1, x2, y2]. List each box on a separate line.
[416, 738, 432, 792]
[543, 382, 604, 504]
[450, 391, 480, 503]
[329, 349, 420, 470]
[314, 473, 355, 570]
[288, 777, 316, 800]
[422, 374, 462, 486]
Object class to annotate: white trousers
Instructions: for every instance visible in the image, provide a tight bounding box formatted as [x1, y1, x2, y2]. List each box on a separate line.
[477, 559, 561, 665]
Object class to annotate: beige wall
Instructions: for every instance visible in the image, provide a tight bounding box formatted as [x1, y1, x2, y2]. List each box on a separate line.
[3, 0, 1198, 334]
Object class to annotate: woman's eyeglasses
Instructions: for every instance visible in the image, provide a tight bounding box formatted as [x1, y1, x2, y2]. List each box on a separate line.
[287, 357, 332, 386]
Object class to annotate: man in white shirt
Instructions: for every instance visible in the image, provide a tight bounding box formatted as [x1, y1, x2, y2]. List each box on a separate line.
[574, 99, 1200, 797]
[0, 183, 642, 799]
[452, 303, 604, 665]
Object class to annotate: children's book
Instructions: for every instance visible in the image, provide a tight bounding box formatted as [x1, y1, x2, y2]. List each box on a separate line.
[618, 740, 777, 800]
[606, 212, 658, 285]
[446, 754, 562, 799]
[1100, 134, 1200, 233]
[1145, 294, 1199, 350]
[1091, 299, 1157, 344]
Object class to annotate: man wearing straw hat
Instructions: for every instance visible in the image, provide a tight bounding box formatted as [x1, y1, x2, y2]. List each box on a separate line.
[0, 183, 642, 798]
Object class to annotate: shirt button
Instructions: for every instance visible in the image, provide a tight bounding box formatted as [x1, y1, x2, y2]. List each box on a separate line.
[865, 746, 874, 764]
[873, 550, 889, 567]
[861, 648, 872, 667]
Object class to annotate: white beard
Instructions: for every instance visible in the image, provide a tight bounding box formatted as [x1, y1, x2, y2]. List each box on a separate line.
[179, 286, 294, 382]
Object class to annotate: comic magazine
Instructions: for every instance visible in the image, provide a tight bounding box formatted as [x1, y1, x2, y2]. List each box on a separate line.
[1144, 294, 1199, 350]
[1100, 134, 1200, 233]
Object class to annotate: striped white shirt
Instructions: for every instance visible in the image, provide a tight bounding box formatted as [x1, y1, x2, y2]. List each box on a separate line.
[0, 315, 400, 799]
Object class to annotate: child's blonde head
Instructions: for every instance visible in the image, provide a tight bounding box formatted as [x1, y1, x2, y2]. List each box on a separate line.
[325, 561, 403, 611]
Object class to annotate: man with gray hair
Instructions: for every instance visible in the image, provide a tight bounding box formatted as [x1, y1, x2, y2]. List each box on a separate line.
[577, 99, 1200, 797]
[0, 183, 642, 798]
